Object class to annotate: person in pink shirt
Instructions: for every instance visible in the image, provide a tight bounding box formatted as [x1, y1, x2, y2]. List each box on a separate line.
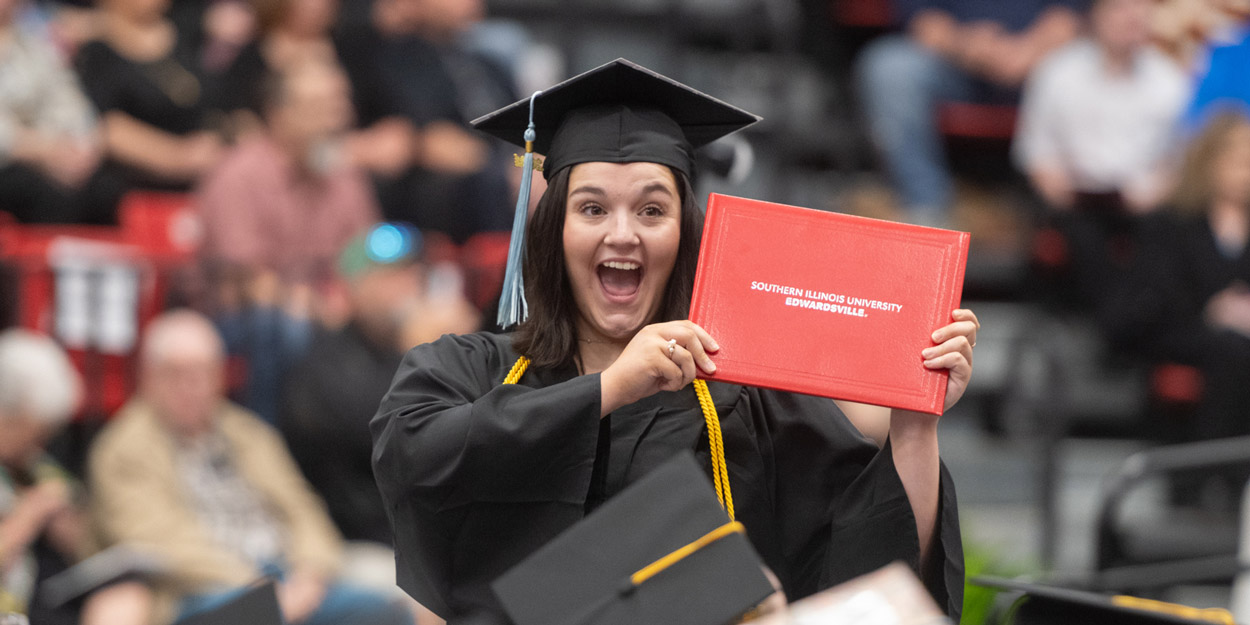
[197, 57, 380, 423]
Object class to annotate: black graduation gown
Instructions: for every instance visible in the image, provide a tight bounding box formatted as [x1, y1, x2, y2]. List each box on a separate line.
[371, 332, 963, 623]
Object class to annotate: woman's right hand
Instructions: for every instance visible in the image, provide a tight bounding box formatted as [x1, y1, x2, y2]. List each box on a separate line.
[599, 321, 719, 416]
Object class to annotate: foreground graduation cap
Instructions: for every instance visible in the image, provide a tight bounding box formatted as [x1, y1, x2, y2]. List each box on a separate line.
[470, 58, 761, 327]
[973, 578, 1236, 625]
[492, 451, 776, 625]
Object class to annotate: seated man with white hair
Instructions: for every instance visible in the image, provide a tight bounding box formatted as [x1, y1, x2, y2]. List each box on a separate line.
[87, 310, 412, 625]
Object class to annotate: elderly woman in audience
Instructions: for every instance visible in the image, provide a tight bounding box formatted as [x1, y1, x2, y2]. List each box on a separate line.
[0, 329, 150, 624]
[0, 329, 84, 622]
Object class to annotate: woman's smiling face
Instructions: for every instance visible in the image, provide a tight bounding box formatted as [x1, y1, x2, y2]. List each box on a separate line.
[563, 161, 682, 342]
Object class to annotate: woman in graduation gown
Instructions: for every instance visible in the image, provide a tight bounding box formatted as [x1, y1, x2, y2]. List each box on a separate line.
[372, 60, 976, 624]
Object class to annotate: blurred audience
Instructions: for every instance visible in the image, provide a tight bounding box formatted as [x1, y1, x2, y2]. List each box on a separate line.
[87, 310, 413, 625]
[1183, 22, 1250, 134]
[216, 0, 414, 176]
[173, 0, 257, 74]
[1152, 0, 1249, 67]
[1015, 0, 1190, 316]
[197, 58, 379, 423]
[356, 0, 516, 243]
[0, 329, 150, 624]
[73, 0, 226, 221]
[1015, 0, 1189, 214]
[282, 225, 473, 625]
[0, 329, 84, 623]
[855, 0, 1085, 225]
[1107, 111, 1250, 446]
[0, 0, 110, 224]
[281, 225, 473, 547]
[198, 57, 378, 301]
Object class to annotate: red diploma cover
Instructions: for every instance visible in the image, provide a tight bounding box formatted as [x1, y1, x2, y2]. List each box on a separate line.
[690, 193, 970, 415]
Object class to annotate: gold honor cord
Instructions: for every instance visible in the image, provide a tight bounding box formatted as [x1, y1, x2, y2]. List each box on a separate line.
[502, 357, 735, 520]
[503, 356, 530, 384]
[693, 378, 734, 519]
[630, 521, 745, 585]
[1111, 596, 1235, 624]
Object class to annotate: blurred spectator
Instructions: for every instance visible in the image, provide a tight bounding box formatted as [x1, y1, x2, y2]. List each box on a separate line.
[282, 225, 473, 625]
[0, 329, 153, 625]
[0, 329, 84, 623]
[855, 0, 1084, 225]
[355, 0, 516, 243]
[198, 58, 379, 423]
[198, 59, 378, 294]
[1107, 111, 1250, 447]
[216, 0, 414, 176]
[72, 0, 226, 222]
[87, 310, 412, 625]
[1015, 0, 1189, 214]
[1183, 23, 1250, 134]
[1152, 0, 1250, 67]
[0, 0, 112, 224]
[168, 0, 257, 74]
[280, 225, 452, 545]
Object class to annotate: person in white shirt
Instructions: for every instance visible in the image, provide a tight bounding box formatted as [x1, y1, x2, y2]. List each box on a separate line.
[1015, 0, 1192, 213]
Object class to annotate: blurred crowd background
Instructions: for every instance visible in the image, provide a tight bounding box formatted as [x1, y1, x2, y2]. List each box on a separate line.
[3, 0, 1250, 623]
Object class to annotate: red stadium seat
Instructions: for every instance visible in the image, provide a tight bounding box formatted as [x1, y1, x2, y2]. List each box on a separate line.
[1151, 363, 1205, 407]
[1031, 226, 1070, 271]
[460, 232, 512, 311]
[0, 192, 201, 418]
[831, 0, 895, 28]
[937, 101, 1019, 140]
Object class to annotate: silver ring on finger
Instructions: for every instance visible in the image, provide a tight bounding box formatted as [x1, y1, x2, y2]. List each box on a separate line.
[666, 338, 677, 359]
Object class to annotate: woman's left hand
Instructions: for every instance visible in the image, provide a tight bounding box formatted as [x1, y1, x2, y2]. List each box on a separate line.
[924, 308, 979, 413]
[890, 308, 979, 567]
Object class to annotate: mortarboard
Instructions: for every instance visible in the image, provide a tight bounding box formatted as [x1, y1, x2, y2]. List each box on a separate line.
[473, 58, 760, 181]
[469, 58, 761, 328]
[972, 578, 1236, 625]
[174, 582, 282, 625]
[491, 451, 776, 625]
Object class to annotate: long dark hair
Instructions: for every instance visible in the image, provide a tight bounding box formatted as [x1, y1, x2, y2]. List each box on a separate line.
[511, 165, 703, 370]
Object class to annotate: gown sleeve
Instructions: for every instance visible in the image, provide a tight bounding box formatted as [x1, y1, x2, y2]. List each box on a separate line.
[370, 333, 603, 618]
[752, 389, 964, 619]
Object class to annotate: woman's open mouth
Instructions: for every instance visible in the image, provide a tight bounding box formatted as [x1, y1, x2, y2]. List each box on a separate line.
[597, 260, 643, 300]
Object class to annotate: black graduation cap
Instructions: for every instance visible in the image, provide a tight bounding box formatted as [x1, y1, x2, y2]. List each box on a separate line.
[174, 582, 282, 625]
[472, 58, 760, 181]
[491, 451, 776, 625]
[470, 58, 760, 328]
[972, 578, 1236, 625]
